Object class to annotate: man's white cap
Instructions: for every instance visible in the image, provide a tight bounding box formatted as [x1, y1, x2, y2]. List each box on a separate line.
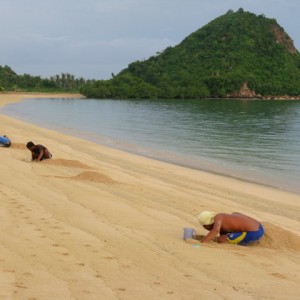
[198, 211, 216, 225]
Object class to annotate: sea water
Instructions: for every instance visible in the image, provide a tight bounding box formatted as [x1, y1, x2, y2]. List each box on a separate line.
[2, 98, 300, 194]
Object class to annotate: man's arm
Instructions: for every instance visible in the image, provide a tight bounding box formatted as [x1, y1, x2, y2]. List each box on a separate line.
[201, 219, 222, 243]
[35, 145, 44, 161]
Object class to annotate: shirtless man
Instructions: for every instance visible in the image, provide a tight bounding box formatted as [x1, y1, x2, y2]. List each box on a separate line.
[198, 211, 264, 245]
[26, 141, 52, 161]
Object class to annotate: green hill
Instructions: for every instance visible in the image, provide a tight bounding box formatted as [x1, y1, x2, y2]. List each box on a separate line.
[81, 8, 300, 99]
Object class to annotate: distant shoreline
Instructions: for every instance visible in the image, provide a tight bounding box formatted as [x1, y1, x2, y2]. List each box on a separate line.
[227, 96, 300, 100]
[1, 91, 300, 101]
[0, 91, 85, 107]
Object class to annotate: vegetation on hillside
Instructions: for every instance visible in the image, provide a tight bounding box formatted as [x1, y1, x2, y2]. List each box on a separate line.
[80, 8, 300, 99]
[0, 65, 94, 93]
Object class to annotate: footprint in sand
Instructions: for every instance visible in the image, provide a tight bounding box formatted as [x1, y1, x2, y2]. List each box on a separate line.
[51, 226, 62, 229]
[270, 273, 286, 279]
[60, 231, 71, 235]
[105, 256, 117, 260]
[83, 290, 91, 295]
[15, 282, 27, 289]
[3, 269, 15, 273]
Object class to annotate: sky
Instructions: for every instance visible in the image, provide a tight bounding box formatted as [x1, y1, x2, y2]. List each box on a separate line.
[0, 0, 299, 80]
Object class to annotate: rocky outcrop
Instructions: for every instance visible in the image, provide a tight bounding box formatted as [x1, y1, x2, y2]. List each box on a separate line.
[271, 25, 298, 55]
[227, 82, 300, 99]
[228, 82, 262, 98]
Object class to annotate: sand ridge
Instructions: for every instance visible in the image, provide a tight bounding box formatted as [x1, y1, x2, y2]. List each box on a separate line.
[43, 158, 94, 170]
[0, 93, 300, 299]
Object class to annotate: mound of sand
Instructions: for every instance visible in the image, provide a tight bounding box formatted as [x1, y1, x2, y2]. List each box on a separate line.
[43, 158, 93, 169]
[259, 222, 300, 251]
[70, 171, 115, 184]
[10, 143, 27, 149]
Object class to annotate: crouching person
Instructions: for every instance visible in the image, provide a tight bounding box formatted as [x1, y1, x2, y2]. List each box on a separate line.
[198, 211, 264, 245]
[26, 141, 52, 161]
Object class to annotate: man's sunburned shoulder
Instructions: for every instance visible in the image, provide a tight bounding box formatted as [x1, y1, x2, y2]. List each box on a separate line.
[214, 213, 231, 220]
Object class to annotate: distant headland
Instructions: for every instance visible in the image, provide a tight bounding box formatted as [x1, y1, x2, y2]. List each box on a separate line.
[80, 8, 300, 100]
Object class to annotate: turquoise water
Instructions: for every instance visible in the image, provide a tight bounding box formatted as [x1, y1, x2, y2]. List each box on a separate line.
[2, 98, 300, 194]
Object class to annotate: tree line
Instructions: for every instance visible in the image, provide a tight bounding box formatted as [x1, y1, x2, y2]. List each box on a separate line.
[0, 65, 95, 92]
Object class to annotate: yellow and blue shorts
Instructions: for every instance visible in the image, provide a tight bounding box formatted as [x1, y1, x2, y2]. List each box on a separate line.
[227, 224, 264, 245]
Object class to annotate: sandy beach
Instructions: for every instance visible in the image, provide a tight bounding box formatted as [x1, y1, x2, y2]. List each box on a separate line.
[0, 93, 300, 299]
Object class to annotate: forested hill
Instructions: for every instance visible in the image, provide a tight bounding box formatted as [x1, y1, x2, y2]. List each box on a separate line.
[81, 8, 300, 99]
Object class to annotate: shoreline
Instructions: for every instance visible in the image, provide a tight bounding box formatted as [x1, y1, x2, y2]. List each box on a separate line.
[1, 93, 300, 221]
[1, 92, 300, 299]
[0, 91, 85, 106]
[2, 93, 299, 196]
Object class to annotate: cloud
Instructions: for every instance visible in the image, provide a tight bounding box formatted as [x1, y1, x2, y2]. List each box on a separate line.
[0, 0, 299, 79]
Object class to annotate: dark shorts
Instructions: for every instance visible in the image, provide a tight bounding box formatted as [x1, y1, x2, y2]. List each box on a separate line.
[227, 224, 264, 245]
[41, 152, 52, 160]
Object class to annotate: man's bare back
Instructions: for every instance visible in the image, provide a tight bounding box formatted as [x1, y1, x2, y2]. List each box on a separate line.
[216, 213, 260, 233]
